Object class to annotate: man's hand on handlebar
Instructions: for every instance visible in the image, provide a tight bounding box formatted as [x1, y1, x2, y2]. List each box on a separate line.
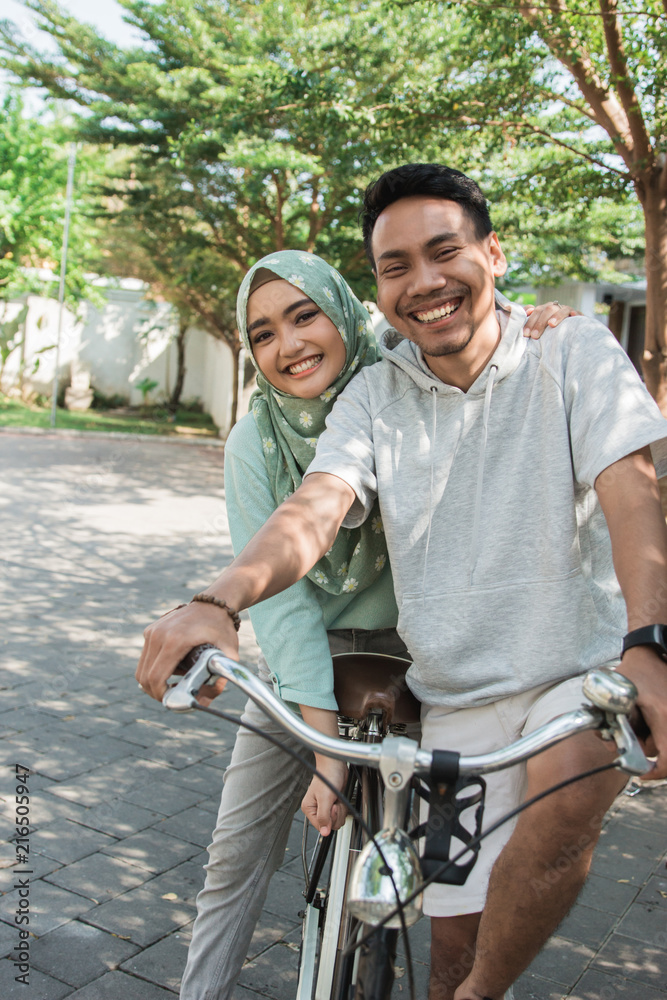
[617, 645, 667, 780]
[302, 758, 349, 838]
[136, 601, 240, 703]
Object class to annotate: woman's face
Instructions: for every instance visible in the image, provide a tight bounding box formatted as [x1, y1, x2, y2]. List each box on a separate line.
[247, 279, 346, 399]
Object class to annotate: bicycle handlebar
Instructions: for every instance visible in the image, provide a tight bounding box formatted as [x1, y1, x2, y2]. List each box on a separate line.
[162, 645, 651, 778]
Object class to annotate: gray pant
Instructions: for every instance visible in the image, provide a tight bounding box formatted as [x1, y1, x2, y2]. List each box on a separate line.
[179, 627, 410, 1000]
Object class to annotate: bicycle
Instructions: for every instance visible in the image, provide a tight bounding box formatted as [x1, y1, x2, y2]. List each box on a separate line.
[164, 646, 649, 1000]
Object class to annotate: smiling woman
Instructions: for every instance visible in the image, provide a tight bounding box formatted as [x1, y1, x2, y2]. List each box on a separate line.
[172, 249, 404, 1000]
[246, 279, 347, 398]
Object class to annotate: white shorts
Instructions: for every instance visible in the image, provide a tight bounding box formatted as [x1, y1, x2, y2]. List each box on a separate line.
[420, 675, 588, 918]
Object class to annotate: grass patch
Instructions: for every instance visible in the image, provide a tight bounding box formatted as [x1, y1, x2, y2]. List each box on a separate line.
[0, 397, 219, 437]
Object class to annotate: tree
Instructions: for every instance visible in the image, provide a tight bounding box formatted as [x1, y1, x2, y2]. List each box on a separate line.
[381, 0, 666, 406]
[99, 166, 243, 416]
[0, 0, 466, 423]
[480, 143, 645, 288]
[4, 1, 652, 425]
[0, 91, 103, 392]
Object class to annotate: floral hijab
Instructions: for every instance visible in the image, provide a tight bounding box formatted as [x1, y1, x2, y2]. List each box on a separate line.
[236, 250, 388, 597]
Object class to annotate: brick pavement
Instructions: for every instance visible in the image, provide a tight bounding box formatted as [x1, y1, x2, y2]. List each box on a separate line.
[1, 433, 666, 1000]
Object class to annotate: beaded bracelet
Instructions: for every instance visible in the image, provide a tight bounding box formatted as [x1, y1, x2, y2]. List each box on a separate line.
[190, 593, 241, 632]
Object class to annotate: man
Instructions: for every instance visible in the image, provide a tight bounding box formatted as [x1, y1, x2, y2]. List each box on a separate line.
[139, 163, 667, 1000]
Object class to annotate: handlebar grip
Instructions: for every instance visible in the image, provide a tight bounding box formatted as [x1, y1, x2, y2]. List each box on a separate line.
[174, 643, 218, 676]
[163, 644, 223, 712]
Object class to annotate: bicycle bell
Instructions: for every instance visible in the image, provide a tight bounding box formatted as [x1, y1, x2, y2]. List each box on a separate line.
[347, 828, 423, 928]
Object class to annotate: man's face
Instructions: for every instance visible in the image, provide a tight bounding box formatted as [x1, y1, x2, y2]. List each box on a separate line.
[372, 196, 507, 376]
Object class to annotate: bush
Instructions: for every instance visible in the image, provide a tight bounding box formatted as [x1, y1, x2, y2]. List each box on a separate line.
[91, 387, 130, 410]
[176, 397, 204, 413]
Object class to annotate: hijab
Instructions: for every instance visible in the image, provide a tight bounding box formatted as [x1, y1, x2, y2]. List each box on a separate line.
[236, 250, 388, 597]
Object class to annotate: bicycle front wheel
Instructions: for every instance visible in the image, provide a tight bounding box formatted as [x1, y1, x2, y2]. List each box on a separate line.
[296, 755, 405, 1000]
[353, 925, 399, 1000]
[321, 768, 400, 1000]
[351, 764, 399, 1000]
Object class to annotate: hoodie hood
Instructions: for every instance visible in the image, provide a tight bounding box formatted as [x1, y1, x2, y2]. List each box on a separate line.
[379, 292, 528, 395]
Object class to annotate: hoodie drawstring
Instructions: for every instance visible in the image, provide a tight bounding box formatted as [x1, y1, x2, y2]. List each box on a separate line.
[422, 385, 438, 594]
[469, 364, 498, 584]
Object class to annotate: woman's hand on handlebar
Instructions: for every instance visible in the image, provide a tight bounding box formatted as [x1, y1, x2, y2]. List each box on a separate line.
[136, 601, 239, 702]
[301, 758, 349, 838]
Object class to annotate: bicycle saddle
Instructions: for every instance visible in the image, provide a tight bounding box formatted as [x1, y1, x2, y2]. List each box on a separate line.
[332, 652, 421, 725]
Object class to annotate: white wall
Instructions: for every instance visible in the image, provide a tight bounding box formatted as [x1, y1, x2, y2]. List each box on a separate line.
[2, 282, 236, 436]
[534, 281, 598, 318]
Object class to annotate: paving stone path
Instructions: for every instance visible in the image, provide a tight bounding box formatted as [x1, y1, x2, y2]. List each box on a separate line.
[1, 433, 666, 1000]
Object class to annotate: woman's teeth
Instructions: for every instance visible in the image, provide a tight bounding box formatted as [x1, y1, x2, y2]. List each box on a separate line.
[415, 302, 459, 323]
[287, 355, 323, 375]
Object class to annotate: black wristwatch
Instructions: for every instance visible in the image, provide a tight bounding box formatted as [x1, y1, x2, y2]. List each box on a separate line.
[622, 624, 667, 662]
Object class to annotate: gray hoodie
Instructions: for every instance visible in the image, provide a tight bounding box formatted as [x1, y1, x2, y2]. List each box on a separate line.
[308, 296, 667, 708]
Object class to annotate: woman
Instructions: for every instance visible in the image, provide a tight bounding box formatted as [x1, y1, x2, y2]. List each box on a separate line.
[138, 250, 572, 1000]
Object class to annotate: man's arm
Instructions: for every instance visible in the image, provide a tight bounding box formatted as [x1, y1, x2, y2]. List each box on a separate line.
[595, 446, 667, 779]
[136, 472, 356, 700]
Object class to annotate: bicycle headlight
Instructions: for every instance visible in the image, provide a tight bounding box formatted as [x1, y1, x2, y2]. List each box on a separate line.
[347, 828, 423, 928]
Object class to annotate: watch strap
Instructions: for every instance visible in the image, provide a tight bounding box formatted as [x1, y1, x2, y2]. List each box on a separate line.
[622, 624, 667, 662]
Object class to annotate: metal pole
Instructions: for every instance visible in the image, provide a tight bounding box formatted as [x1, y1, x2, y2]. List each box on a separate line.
[50, 142, 77, 428]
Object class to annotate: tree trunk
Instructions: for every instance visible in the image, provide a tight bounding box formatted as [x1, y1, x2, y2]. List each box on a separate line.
[638, 164, 667, 415]
[169, 316, 188, 411]
[229, 338, 241, 432]
[636, 164, 667, 515]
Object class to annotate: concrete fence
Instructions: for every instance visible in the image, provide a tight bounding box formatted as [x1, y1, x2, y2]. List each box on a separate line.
[1, 279, 235, 436]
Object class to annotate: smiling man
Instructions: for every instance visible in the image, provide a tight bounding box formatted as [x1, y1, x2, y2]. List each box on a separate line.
[370, 190, 504, 390]
[138, 164, 667, 1000]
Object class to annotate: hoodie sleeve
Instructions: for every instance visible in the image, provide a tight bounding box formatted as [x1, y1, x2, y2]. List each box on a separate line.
[224, 416, 338, 710]
[307, 371, 378, 527]
[548, 319, 667, 487]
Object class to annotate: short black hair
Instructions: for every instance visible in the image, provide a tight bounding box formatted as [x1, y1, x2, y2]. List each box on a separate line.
[360, 163, 494, 266]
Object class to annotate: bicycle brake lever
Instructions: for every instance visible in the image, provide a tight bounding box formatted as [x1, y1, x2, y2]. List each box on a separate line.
[611, 712, 652, 776]
[162, 644, 220, 712]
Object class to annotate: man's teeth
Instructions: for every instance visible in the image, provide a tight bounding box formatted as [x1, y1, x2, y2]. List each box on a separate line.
[288, 355, 322, 375]
[415, 302, 459, 323]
